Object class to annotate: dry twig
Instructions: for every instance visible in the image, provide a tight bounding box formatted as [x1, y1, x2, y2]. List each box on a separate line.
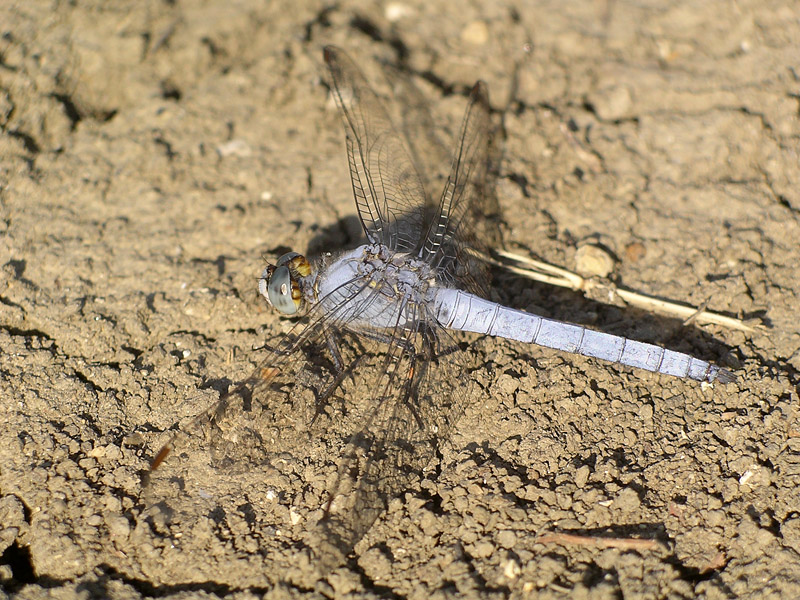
[538, 532, 662, 550]
[473, 248, 755, 334]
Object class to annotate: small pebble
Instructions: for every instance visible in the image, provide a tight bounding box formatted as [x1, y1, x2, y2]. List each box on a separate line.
[105, 515, 131, 538]
[461, 20, 489, 45]
[216, 139, 252, 158]
[575, 244, 614, 277]
[86, 514, 103, 527]
[615, 487, 641, 512]
[123, 433, 145, 447]
[385, 2, 413, 21]
[471, 540, 494, 558]
[502, 559, 521, 579]
[575, 465, 591, 488]
[587, 84, 633, 121]
[497, 529, 517, 548]
[625, 241, 646, 262]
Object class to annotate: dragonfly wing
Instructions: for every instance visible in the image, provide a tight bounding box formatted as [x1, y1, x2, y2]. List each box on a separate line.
[315, 301, 476, 570]
[324, 46, 429, 254]
[144, 273, 396, 573]
[383, 62, 451, 206]
[421, 81, 502, 297]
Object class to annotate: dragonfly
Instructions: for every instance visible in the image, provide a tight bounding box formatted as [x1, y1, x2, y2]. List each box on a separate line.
[147, 46, 734, 573]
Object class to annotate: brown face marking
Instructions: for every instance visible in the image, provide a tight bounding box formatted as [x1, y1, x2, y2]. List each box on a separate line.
[291, 281, 303, 302]
[289, 254, 312, 277]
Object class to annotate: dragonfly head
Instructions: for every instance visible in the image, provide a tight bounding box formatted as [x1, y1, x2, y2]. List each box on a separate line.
[259, 252, 313, 316]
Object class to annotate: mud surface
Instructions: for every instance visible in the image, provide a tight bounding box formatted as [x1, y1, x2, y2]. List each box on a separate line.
[2, 1, 799, 598]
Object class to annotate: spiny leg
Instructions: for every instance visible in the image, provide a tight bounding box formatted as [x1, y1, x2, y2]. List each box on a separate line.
[310, 331, 365, 425]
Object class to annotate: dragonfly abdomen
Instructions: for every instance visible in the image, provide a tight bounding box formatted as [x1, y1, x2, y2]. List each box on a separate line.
[433, 288, 733, 383]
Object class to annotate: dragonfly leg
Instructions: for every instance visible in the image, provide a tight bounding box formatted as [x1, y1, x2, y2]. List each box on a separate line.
[310, 333, 365, 425]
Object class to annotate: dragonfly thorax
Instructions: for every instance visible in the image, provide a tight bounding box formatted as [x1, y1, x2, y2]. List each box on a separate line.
[362, 244, 436, 296]
[316, 244, 438, 331]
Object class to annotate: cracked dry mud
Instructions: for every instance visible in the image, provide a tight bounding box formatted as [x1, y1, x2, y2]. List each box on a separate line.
[2, 1, 799, 599]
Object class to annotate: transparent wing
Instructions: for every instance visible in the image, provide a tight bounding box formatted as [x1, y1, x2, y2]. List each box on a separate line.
[384, 62, 451, 205]
[145, 271, 475, 573]
[324, 45, 429, 253]
[316, 300, 475, 570]
[420, 81, 501, 297]
[144, 272, 375, 568]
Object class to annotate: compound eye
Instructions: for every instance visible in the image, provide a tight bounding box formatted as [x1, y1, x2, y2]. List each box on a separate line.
[266, 265, 298, 315]
[276, 252, 301, 267]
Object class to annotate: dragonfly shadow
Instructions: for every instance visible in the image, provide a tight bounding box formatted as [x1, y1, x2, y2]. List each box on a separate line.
[305, 214, 366, 260]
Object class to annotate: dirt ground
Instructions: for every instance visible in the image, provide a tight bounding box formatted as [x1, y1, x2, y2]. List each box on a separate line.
[2, 0, 799, 598]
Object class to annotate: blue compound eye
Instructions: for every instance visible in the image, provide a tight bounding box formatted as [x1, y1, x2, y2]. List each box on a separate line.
[266, 265, 298, 315]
